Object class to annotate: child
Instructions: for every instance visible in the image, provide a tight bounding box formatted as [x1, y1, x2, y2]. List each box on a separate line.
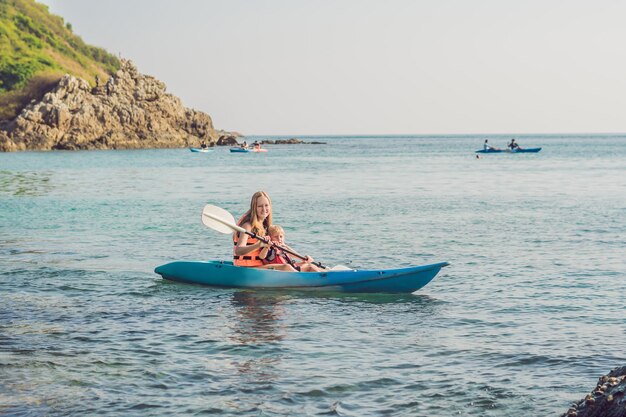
[260, 225, 323, 272]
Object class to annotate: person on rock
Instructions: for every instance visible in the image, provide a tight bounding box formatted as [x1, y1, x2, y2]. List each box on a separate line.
[106, 76, 114, 95]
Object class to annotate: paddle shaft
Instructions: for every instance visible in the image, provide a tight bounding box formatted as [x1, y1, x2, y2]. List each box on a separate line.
[201, 211, 325, 269]
[242, 229, 326, 269]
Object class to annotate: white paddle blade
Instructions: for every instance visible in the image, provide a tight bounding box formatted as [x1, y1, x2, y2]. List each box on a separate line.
[329, 265, 353, 271]
[201, 204, 239, 234]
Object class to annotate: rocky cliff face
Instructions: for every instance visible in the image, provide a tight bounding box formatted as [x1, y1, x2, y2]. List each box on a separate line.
[0, 60, 219, 151]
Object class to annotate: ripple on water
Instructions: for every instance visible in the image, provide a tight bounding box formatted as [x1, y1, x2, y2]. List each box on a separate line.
[0, 170, 54, 196]
[1, 137, 625, 415]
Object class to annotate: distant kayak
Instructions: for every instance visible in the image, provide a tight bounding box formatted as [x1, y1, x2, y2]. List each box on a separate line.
[190, 147, 213, 153]
[230, 147, 268, 153]
[475, 148, 542, 154]
[154, 260, 448, 293]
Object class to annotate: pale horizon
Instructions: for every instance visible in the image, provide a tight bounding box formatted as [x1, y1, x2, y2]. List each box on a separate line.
[40, 0, 626, 136]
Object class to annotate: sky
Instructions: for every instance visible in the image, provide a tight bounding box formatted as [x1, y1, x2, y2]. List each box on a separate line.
[40, 0, 626, 135]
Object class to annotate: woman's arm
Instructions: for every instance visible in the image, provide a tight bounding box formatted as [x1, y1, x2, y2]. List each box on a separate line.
[259, 244, 270, 259]
[233, 223, 267, 256]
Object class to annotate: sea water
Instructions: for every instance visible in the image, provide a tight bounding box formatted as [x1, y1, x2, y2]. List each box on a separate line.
[1, 135, 625, 416]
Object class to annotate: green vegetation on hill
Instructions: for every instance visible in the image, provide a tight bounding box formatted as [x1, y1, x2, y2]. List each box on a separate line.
[0, 0, 120, 120]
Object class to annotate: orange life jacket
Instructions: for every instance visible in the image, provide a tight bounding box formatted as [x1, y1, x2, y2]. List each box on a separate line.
[233, 232, 264, 267]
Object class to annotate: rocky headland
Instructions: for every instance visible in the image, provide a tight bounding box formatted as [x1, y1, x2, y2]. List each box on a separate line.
[0, 60, 232, 152]
[561, 366, 626, 417]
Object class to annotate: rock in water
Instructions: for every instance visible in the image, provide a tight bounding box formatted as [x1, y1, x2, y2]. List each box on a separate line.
[561, 366, 626, 417]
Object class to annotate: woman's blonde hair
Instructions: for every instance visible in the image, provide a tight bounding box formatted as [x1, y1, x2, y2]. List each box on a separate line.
[238, 191, 272, 236]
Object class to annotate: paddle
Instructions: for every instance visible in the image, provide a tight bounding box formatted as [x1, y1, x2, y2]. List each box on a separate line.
[201, 204, 328, 269]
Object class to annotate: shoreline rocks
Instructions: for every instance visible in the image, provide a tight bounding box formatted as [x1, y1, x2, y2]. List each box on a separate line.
[0, 60, 223, 152]
[218, 137, 327, 148]
[256, 138, 326, 145]
[216, 135, 240, 146]
[561, 366, 626, 417]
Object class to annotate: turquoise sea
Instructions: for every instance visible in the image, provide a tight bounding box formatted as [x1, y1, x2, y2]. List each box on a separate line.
[1, 135, 625, 416]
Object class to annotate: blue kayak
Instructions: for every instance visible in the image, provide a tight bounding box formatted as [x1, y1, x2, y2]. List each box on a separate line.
[475, 147, 541, 153]
[190, 147, 213, 153]
[154, 260, 449, 293]
[230, 147, 268, 153]
[230, 147, 250, 153]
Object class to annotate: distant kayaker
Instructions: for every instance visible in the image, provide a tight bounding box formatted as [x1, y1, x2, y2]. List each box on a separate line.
[253, 141, 261, 150]
[241, 141, 248, 149]
[260, 225, 323, 272]
[508, 138, 521, 150]
[483, 139, 499, 151]
[233, 191, 293, 271]
[200, 140, 207, 149]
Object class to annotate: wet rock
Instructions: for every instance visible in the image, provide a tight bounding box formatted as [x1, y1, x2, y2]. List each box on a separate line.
[275, 138, 303, 144]
[259, 137, 326, 145]
[216, 135, 239, 146]
[561, 366, 626, 417]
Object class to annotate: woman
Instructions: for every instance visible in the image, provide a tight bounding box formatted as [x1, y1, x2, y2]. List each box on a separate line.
[233, 191, 294, 271]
